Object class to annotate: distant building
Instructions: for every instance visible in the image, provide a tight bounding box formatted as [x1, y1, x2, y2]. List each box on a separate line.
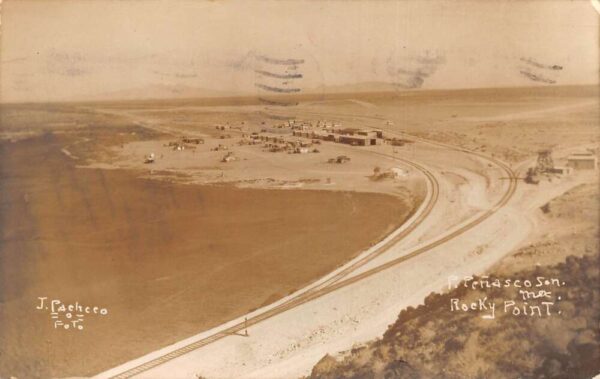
[551, 166, 572, 175]
[292, 127, 382, 146]
[567, 153, 597, 170]
[338, 134, 381, 146]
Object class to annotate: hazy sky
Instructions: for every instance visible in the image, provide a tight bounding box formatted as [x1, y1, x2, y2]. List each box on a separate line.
[1, 0, 598, 102]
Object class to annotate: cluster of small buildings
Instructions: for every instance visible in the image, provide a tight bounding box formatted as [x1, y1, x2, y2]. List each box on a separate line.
[284, 119, 342, 129]
[147, 117, 398, 166]
[526, 149, 596, 182]
[263, 139, 319, 154]
[236, 133, 317, 154]
[251, 134, 286, 144]
[249, 118, 387, 147]
[292, 127, 383, 146]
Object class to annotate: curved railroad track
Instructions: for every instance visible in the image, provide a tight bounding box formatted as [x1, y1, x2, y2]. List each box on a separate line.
[104, 120, 517, 379]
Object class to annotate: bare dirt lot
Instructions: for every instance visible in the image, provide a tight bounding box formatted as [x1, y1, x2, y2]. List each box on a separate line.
[0, 109, 415, 379]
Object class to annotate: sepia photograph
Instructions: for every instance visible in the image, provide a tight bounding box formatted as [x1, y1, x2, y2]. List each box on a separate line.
[0, 1, 598, 378]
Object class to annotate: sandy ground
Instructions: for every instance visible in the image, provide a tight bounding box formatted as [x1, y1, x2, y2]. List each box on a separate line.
[93, 85, 598, 379]
[1, 86, 596, 379]
[98, 142, 519, 379]
[88, 138, 423, 198]
[193, 187, 587, 379]
[0, 110, 415, 379]
[308, 179, 599, 379]
[83, 105, 425, 199]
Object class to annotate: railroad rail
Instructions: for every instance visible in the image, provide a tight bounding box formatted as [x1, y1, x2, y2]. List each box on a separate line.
[103, 123, 516, 379]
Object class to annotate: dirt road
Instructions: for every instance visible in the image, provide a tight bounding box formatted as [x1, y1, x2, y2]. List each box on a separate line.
[97, 130, 520, 378]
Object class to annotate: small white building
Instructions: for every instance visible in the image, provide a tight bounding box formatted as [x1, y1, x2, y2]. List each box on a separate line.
[567, 153, 597, 170]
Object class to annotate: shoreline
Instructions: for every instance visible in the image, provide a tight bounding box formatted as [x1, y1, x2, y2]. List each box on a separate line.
[0, 130, 418, 379]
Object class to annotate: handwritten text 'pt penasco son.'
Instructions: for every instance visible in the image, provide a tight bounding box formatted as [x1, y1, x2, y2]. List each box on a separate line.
[447, 275, 566, 320]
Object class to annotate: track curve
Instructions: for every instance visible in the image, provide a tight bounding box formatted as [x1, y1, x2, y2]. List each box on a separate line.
[103, 124, 517, 379]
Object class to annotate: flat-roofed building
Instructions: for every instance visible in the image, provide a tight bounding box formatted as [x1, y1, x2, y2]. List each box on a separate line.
[567, 153, 597, 170]
[338, 135, 381, 146]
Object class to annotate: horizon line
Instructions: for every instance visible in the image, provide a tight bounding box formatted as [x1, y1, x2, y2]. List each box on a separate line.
[1, 83, 597, 106]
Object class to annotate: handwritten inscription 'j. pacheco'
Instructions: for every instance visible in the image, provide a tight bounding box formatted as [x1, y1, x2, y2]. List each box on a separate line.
[36, 297, 109, 330]
[447, 275, 566, 320]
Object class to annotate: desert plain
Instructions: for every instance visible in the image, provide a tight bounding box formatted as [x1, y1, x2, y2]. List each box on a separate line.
[0, 84, 598, 378]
